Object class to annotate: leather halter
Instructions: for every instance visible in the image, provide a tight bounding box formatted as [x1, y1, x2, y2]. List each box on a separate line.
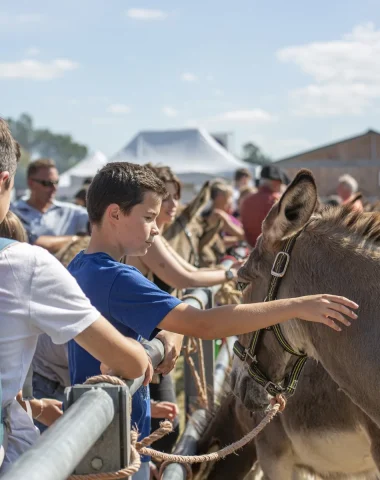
[178, 217, 200, 268]
[233, 230, 308, 398]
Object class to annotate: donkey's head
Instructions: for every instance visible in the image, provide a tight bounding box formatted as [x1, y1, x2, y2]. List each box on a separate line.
[231, 169, 380, 412]
[230, 170, 320, 410]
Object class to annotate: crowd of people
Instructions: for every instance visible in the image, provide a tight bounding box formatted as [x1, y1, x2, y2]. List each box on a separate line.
[0, 118, 360, 479]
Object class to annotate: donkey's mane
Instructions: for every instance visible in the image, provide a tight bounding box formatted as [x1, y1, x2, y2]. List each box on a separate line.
[316, 206, 380, 247]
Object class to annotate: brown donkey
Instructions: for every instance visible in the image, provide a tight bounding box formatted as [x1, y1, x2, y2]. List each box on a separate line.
[230, 169, 380, 478]
[163, 181, 223, 266]
[194, 357, 378, 479]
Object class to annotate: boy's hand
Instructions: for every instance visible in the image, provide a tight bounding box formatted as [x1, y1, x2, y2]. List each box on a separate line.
[150, 401, 179, 421]
[155, 331, 184, 375]
[294, 294, 358, 331]
[143, 357, 154, 386]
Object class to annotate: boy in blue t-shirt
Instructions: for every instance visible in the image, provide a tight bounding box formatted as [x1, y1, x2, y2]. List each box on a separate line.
[68, 162, 358, 480]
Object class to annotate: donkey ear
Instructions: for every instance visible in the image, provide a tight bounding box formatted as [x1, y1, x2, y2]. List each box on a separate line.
[182, 180, 211, 222]
[262, 169, 317, 242]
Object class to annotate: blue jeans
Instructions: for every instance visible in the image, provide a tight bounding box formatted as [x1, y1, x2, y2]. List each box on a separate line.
[32, 373, 66, 433]
[132, 461, 149, 480]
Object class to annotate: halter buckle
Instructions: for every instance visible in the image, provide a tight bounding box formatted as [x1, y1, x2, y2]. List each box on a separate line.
[264, 380, 284, 394]
[271, 252, 290, 278]
[245, 349, 258, 364]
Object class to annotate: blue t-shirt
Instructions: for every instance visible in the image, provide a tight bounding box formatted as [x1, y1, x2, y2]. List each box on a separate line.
[67, 251, 181, 461]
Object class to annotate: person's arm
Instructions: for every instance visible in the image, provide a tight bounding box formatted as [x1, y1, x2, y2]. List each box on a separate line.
[34, 235, 76, 253]
[16, 391, 63, 427]
[158, 294, 359, 339]
[136, 236, 233, 289]
[74, 316, 149, 379]
[28, 247, 149, 380]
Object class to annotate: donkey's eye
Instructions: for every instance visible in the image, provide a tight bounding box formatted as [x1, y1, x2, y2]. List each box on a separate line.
[237, 281, 249, 292]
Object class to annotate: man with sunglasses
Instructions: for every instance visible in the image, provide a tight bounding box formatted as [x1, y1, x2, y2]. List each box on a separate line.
[11, 158, 89, 253]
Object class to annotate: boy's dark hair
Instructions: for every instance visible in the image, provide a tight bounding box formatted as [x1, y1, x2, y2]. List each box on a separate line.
[145, 163, 182, 199]
[0, 118, 21, 188]
[234, 168, 252, 183]
[87, 162, 168, 224]
[27, 158, 56, 178]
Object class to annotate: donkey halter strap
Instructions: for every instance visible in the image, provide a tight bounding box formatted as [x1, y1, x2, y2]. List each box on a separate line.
[233, 231, 308, 397]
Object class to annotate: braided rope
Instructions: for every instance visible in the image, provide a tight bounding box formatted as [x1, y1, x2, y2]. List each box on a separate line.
[140, 403, 280, 464]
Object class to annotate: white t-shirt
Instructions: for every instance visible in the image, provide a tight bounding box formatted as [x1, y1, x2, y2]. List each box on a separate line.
[0, 242, 100, 407]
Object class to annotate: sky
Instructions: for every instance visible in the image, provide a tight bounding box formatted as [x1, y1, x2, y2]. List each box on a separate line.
[1, 0, 380, 161]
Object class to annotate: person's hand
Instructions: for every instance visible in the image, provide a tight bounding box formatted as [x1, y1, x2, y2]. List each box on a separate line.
[150, 401, 179, 421]
[155, 331, 184, 375]
[143, 357, 154, 386]
[293, 294, 358, 331]
[34, 399, 63, 427]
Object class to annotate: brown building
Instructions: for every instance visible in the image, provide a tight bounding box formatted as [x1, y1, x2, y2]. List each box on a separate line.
[275, 129, 380, 200]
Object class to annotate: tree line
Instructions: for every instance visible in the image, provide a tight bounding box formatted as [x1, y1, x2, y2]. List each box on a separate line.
[7, 113, 271, 191]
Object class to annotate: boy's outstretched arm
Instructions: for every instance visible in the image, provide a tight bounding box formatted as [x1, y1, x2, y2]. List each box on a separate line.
[159, 294, 359, 339]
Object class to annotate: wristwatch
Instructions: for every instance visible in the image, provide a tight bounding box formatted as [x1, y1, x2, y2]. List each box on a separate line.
[225, 269, 234, 281]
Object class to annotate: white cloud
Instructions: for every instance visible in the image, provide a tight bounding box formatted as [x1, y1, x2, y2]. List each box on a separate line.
[162, 106, 178, 117]
[211, 109, 276, 123]
[107, 104, 131, 114]
[0, 12, 44, 25]
[181, 72, 198, 83]
[0, 59, 78, 80]
[277, 22, 380, 116]
[25, 47, 40, 57]
[126, 8, 168, 20]
[291, 83, 380, 116]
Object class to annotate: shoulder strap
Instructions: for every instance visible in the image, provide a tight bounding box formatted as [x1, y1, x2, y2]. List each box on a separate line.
[0, 238, 17, 252]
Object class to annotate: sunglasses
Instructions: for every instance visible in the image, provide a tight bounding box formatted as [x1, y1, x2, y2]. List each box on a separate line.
[31, 178, 59, 188]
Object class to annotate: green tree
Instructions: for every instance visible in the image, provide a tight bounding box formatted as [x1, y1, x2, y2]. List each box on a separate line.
[242, 142, 272, 166]
[6, 113, 88, 174]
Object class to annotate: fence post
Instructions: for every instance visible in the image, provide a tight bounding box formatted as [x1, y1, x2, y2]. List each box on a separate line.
[183, 288, 215, 414]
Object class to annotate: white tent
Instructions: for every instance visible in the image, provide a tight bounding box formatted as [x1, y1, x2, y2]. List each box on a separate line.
[58, 151, 108, 199]
[111, 128, 252, 201]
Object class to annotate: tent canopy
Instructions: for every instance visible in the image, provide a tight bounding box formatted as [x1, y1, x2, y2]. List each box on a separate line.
[111, 128, 249, 179]
[58, 151, 108, 198]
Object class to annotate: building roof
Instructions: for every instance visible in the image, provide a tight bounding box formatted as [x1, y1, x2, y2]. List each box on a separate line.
[275, 129, 380, 164]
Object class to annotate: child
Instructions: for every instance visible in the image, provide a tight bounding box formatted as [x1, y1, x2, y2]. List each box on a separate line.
[0, 119, 149, 473]
[67, 162, 358, 480]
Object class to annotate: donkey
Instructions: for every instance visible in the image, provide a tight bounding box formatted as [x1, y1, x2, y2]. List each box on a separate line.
[194, 357, 378, 479]
[230, 169, 380, 477]
[163, 181, 224, 267]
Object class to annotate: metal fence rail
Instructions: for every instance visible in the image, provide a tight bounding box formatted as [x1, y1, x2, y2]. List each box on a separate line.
[2, 339, 165, 480]
[161, 336, 236, 480]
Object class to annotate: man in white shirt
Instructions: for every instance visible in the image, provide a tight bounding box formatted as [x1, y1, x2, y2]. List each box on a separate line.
[0, 119, 150, 473]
